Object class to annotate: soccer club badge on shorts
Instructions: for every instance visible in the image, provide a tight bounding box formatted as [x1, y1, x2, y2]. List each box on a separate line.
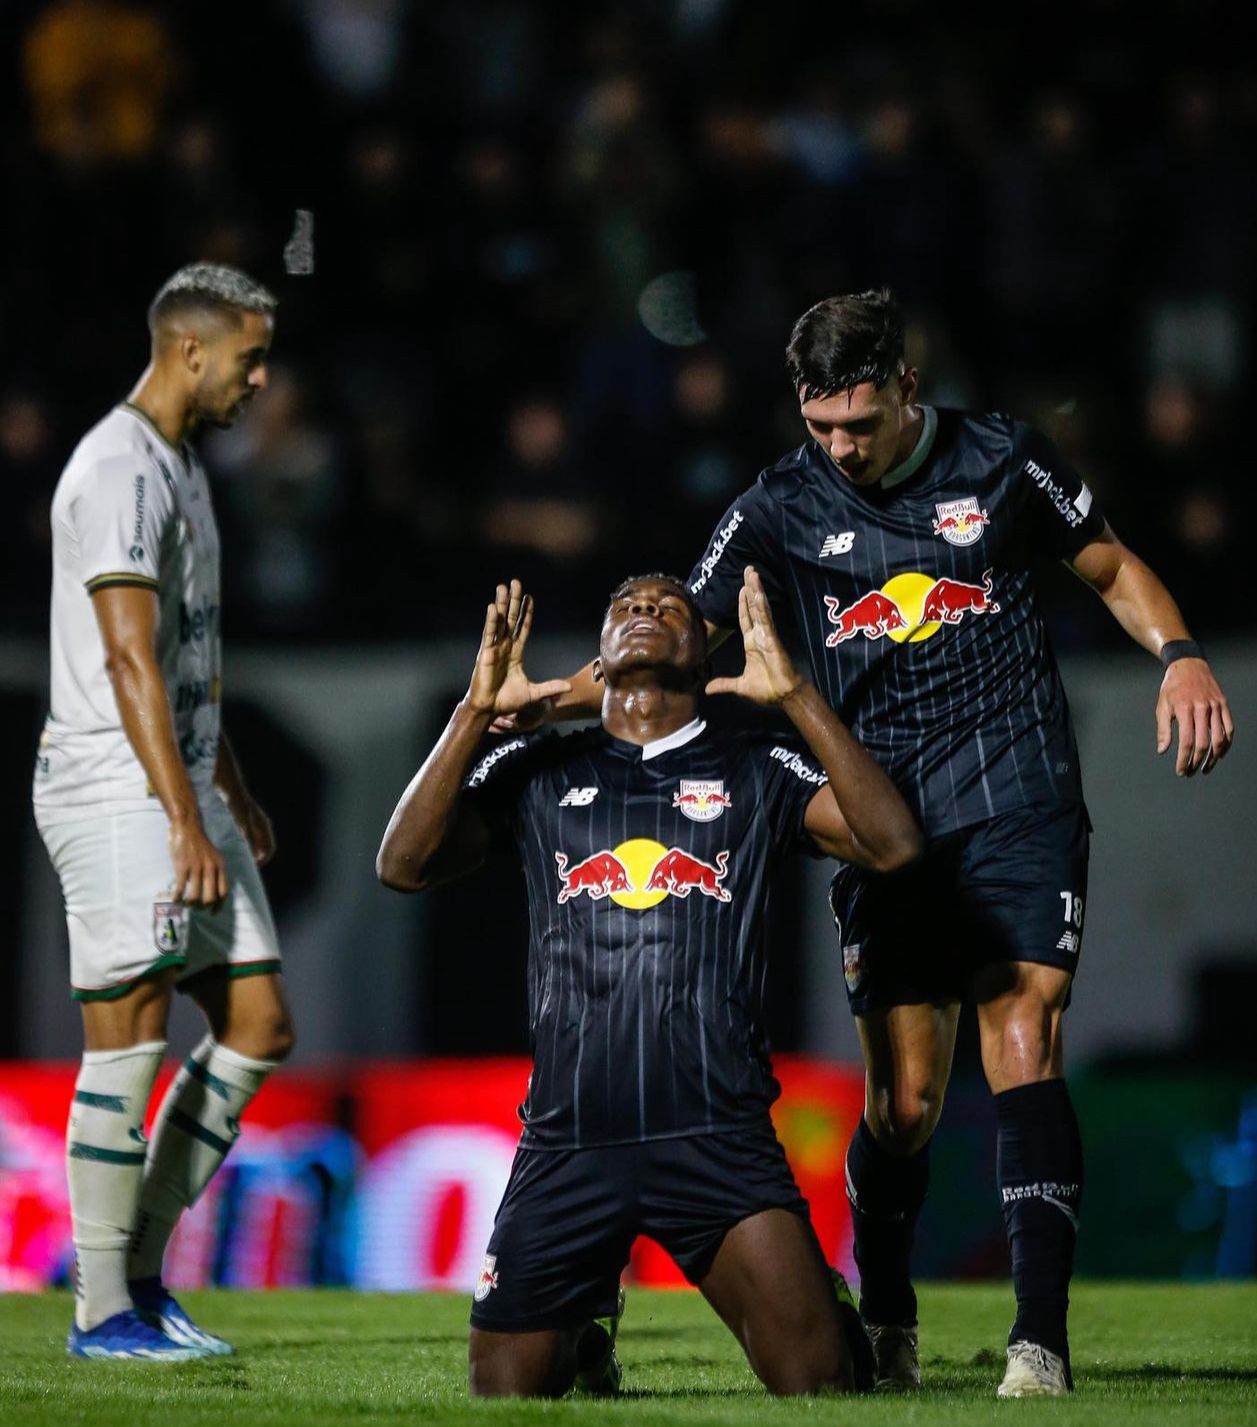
[474, 1253, 499, 1302]
[152, 900, 189, 955]
[672, 780, 732, 822]
[842, 942, 865, 993]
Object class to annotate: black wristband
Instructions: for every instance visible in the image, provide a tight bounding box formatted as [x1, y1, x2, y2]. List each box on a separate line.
[1160, 639, 1205, 668]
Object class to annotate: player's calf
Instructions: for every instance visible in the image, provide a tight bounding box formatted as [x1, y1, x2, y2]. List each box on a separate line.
[66, 1040, 167, 1333]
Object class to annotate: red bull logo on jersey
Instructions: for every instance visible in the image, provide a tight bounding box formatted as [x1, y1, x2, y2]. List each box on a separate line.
[672, 780, 732, 823]
[554, 840, 731, 909]
[824, 569, 1000, 647]
[554, 850, 632, 903]
[932, 497, 991, 546]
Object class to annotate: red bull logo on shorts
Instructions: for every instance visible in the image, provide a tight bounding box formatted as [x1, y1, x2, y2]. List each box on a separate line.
[823, 569, 1001, 647]
[554, 840, 731, 909]
[473, 1253, 499, 1302]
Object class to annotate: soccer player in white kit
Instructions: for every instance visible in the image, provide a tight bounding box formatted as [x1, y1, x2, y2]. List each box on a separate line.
[33, 264, 295, 1360]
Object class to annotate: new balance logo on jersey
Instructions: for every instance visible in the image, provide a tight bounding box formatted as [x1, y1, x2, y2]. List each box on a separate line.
[1056, 930, 1080, 954]
[559, 787, 599, 807]
[819, 532, 856, 558]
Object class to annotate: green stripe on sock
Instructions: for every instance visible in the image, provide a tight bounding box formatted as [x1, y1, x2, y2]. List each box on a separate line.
[170, 1107, 235, 1156]
[68, 1141, 146, 1165]
[184, 1057, 231, 1100]
[73, 1090, 129, 1112]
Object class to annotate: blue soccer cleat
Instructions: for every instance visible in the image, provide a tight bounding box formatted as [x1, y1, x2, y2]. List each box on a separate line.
[67, 1308, 209, 1361]
[129, 1277, 235, 1356]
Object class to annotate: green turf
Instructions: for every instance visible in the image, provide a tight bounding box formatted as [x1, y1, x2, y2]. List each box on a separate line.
[1, 1284, 1254, 1426]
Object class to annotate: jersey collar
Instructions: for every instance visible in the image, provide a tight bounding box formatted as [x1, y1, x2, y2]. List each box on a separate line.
[879, 404, 937, 491]
[641, 716, 706, 760]
[117, 402, 190, 466]
[604, 715, 707, 760]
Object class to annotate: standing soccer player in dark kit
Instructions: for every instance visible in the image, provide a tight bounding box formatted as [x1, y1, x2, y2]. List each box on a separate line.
[534, 290, 1235, 1396]
[377, 571, 921, 1398]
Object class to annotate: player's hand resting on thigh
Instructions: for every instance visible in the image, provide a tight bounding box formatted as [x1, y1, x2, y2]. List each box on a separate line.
[467, 579, 572, 719]
[169, 816, 228, 908]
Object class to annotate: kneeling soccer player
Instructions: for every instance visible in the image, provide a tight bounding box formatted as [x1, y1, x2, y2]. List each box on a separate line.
[377, 569, 922, 1397]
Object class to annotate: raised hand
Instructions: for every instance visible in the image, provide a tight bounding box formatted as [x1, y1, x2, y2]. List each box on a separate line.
[467, 579, 572, 719]
[705, 566, 805, 707]
[1156, 657, 1235, 776]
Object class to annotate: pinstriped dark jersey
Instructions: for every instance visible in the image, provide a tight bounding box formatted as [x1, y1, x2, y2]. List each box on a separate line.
[687, 408, 1105, 839]
[464, 720, 825, 1149]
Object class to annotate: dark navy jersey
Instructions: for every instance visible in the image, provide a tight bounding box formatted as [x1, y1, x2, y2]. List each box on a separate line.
[464, 719, 826, 1149]
[687, 408, 1105, 839]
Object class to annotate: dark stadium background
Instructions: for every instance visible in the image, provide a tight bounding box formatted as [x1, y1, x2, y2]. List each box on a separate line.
[0, 0, 1253, 1287]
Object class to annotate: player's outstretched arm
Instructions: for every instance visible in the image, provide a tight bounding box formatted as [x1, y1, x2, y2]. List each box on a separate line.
[377, 580, 570, 892]
[91, 585, 227, 907]
[1071, 526, 1235, 776]
[706, 567, 923, 872]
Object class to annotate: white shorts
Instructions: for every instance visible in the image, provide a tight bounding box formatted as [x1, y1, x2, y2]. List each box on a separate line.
[36, 797, 282, 1001]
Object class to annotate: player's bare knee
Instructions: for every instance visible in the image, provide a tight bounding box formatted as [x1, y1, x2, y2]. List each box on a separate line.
[985, 1006, 1058, 1088]
[220, 1007, 295, 1063]
[263, 1014, 296, 1063]
[760, 1338, 850, 1396]
[867, 1089, 939, 1154]
[468, 1331, 574, 1398]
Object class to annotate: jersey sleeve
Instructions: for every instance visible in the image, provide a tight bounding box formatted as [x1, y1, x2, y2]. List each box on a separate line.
[686, 490, 779, 632]
[73, 454, 175, 594]
[462, 733, 550, 848]
[753, 736, 830, 858]
[1011, 423, 1107, 561]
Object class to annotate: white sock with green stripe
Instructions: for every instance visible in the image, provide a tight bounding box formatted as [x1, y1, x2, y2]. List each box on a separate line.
[128, 1037, 277, 1283]
[67, 1041, 166, 1330]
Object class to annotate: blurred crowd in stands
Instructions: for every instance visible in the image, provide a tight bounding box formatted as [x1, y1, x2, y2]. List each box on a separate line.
[1, 0, 1253, 646]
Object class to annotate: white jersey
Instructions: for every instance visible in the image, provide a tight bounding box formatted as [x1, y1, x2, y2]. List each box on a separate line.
[34, 404, 222, 816]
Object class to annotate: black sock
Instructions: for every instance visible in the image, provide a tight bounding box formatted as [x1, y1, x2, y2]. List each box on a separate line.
[845, 1117, 929, 1326]
[996, 1079, 1082, 1364]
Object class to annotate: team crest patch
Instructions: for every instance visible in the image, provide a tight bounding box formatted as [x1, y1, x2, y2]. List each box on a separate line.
[672, 780, 732, 822]
[153, 901, 189, 954]
[932, 497, 990, 546]
[473, 1253, 499, 1302]
[842, 943, 864, 992]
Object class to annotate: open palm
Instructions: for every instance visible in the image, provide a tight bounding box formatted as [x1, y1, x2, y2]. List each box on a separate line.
[705, 566, 803, 707]
[468, 579, 571, 717]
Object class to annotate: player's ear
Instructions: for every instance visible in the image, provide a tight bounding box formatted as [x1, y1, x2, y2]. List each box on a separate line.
[181, 333, 205, 376]
[899, 366, 919, 406]
[592, 658, 604, 684]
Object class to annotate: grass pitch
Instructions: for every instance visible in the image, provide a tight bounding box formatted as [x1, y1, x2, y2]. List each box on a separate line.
[1, 1284, 1254, 1426]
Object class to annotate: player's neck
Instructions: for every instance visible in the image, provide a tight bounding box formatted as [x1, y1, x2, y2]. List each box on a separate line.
[600, 683, 700, 748]
[892, 404, 924, 467]
[126, 368, 194, 450]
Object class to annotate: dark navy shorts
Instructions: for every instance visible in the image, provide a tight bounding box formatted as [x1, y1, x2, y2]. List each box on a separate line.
[830, 801, 1090, 1016]
[469, 1120, 809, 1333]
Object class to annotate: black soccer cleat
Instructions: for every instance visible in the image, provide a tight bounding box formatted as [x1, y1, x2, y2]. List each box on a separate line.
[830, 1268, 876, 1392]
